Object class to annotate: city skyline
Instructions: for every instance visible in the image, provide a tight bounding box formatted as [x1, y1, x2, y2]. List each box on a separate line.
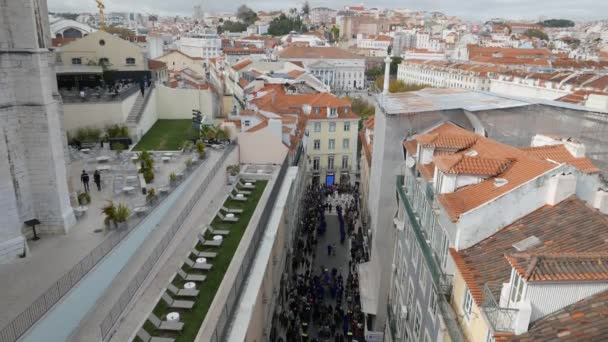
[47, 0, 608, 22]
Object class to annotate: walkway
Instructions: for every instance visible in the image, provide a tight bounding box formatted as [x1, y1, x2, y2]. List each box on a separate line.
[18, 149, 227, 342]
[74, 149, 235, 342]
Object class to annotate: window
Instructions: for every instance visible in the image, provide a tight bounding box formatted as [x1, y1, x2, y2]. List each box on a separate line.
[330, 107, 337, 116]
[328, 139, 335, 150]
[342, 155, 349, 169]
[126, 57, 136, 65]
[98, 57, 109, 65]
[329, 122, 336, 132]
[342, 138, 349, 149]
[99, 39, 105, 46]
[463, 288, 473, 320]
[413, 304, 421, 339]
[412, 244, 419, 270]
[314, 122, 321, 132]
[344, 107, 350, 114]
[313, 157, 320, 171]
[419, 265, 427, 295]
[328, 156, 334, 170]
[406, 279, 414, 317]
[429, 289, 438, 319]
[344, 122, 350, 131]
[314, 107, 320, 114]
[510, 271, 525, 303]
[71, 58, 82, 65]
[313, 139, 320, 150]
[244, 120, 251, 127]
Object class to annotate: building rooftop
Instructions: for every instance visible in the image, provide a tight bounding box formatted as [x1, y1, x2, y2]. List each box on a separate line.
[277, 46, 364, 59]
[378, 88, 529, 115]
[451, 197, 608, 305]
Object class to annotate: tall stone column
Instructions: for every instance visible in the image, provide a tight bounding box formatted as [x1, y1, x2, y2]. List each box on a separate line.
[0, 0, 76, 262]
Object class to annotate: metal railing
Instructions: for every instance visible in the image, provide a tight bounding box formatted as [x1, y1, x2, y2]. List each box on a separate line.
[60, 84, 140, 103]
[99, 145, 235, 340]
[207, 157, 289, 342]
[387, 304, 403, 342]
[482, 283, 518, 333]
[396, 175, 466, 342]
[0, 147, 218, 342]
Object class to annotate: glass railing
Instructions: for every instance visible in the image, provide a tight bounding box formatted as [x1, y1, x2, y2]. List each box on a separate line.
[396, 175, 466, 342]
[482, 283, 519, 333]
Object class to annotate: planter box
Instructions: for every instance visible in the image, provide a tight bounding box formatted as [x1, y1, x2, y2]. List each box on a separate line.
[108, 137, 132, 150]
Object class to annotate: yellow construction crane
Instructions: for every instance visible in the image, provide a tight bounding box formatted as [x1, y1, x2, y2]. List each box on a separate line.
[96, 0, 105, 29]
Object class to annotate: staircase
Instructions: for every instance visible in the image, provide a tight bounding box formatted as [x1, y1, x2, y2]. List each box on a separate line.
[126, 84, 154, 124]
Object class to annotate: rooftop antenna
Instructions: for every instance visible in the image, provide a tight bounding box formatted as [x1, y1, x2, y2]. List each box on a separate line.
[96, 0, 106, 30]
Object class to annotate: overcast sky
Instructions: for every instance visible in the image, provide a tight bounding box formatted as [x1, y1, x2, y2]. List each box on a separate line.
[47, 0, 607, 22]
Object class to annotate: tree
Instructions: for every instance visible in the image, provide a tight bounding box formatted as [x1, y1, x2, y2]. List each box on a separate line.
[330, 25, 340, 42]
[218, 20, 248, 33]
[104, 26, 135, 40]
[523, 29, 549, 41]
[374, 77, 427, 93]
[349, 97, 375, 119]
[268, 14, 307, 36]
[365, 66, 383, 79]
[237, 5, 258, 26]
[302, 1, 310, 15]
[541, 19, 575, 28]
[390, 57, 402, 76]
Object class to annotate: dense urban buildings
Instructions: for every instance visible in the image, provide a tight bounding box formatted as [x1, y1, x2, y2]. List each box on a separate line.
[3, 1, 608, 342]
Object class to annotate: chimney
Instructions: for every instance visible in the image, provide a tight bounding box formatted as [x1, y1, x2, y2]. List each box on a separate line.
[383, 55, 391, 95]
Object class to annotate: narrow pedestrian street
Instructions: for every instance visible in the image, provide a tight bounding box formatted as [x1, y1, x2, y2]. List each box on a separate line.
[272, 184, 368, 342]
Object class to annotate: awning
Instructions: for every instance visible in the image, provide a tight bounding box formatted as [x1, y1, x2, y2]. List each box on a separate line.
[358, 260, 380, 315]
[55, 64, 103, 75]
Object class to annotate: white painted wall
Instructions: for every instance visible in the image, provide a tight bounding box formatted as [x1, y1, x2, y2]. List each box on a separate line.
[526, 282, 608, 322]
[237, 121, 288, 164]
[155, 85, 214, 119]
[63, 91, 139, 131]
[490, 79, 569, 101]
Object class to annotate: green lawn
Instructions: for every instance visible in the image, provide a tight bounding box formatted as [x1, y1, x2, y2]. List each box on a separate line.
[136, 180, 268, 342]
[132, 120, 193, 151]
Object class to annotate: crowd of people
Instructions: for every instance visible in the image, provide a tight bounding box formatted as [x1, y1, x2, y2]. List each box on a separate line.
[273, 183, 369, 342]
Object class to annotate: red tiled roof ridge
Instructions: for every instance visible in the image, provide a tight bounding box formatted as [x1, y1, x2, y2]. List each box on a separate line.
[434, 154, 513, 176]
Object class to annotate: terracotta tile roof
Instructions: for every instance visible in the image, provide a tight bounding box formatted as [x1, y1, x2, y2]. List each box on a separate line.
[277, 46, 364, 60]
[239, 109, 256, 116]
[506, 289, 608, 341]
[287, 70, 306, 78]
[506, 252, 608, 282]
[417, 162, 435, 181]
[453, 197, 608, 306]
[403, 139, 418, 156]
[282, 126, 292, 133]
[233, 59, 252, 71]
[416, 133, 478, 151]
[467, 45, 552, 58]
[239, 78, 249, 88]
[148, 59, 167, 70]
[434, 154, 512, 176]
[521, 145, 600, 174]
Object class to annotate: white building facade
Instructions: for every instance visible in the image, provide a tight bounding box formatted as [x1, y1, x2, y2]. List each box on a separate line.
[178, 34, 222, 59]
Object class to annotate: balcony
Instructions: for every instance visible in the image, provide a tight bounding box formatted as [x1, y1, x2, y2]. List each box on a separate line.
[387, 304, 403, 342]
[482, 283, 519, 333]
[396, 175, 466, 342]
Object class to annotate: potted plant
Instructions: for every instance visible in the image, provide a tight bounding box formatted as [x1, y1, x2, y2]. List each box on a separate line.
[226, 165, 240, 185]
[77, 191, 91, 206]
[196, 141, 206, 159]
[101, 200, 116, 229]
[138, 150, 155, 183]
[182, 140, 194, 153]
[169, 172, 177, 185]
[146, 188, 156, 204]
[114, 203, 131, 229]
[114, 142, 126, 158]
[106, 124, 132, 149]
[185, 157, 193, 169]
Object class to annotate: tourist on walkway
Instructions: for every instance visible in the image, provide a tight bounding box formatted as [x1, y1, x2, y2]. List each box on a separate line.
[81, 170, 90, 193]
[93, 170, 101, 191]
